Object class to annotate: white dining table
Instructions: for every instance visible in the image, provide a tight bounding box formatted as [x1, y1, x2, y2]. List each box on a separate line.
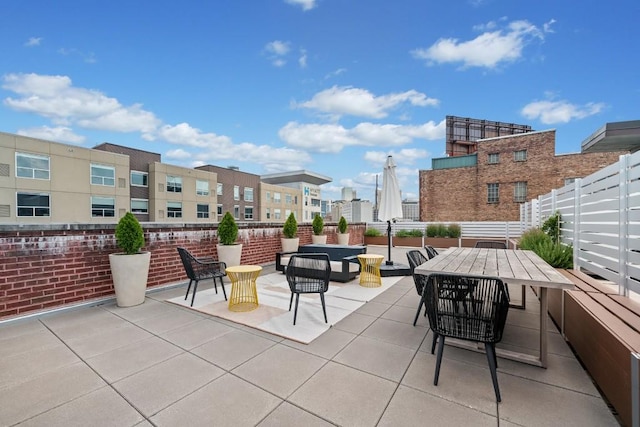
[415, 247, 575, 368]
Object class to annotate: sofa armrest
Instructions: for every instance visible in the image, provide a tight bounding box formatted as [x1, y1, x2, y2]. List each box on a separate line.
[276, 251, 298, 272]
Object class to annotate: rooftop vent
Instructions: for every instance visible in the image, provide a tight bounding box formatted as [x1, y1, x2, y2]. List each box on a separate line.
[228, 166, 239, 171]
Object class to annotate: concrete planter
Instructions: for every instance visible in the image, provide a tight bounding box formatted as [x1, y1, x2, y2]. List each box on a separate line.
[311, 235, 327, 244]
[281, 238, 299, 253]
[337, 233, 350, 245]
[217, 243, 243, 282]
[109, 251, 151, 307]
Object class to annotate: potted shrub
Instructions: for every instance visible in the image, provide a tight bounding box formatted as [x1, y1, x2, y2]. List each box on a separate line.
[311, 214, 327, 244]
[281, 212, 299, 252]
[217, 212, 242, 274]
[337, 216, 349, 245]
[109, 212, 151, 307]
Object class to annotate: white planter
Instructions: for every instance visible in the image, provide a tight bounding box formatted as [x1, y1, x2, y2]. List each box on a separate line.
[337, 233, 350, 245]
[311, 235, 327, 244]
[109, 251, 151, 307]
[217, 244, 243, 282]
[281, 237, 299, 253]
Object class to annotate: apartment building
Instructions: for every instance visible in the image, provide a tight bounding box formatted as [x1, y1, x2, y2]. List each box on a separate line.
[195, 165, 260, 222]
[260, 182, 302, 223]
[261, 170, 331, 222]
[420, 128, 626, 222]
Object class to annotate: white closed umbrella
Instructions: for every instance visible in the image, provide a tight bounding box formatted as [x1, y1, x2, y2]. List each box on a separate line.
[378, 155, 403, 265]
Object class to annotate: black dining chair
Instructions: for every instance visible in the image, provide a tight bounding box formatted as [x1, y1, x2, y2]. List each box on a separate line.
[422, 273, 510, 402]
[285, 253, 332, 325]
[406, 250, 430, 326]
[424, 245, 439, 259]
[474, 241, 525, 309]
[177, 247, 227, 307]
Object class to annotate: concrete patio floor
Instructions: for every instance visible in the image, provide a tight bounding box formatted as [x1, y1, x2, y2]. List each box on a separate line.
[0, 246, 620, 426]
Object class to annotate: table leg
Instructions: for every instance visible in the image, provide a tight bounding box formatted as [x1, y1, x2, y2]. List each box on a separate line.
[539, 287, 548, 368]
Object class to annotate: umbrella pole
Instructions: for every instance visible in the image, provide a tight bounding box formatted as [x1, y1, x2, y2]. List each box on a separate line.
[386, 220, 393, 265]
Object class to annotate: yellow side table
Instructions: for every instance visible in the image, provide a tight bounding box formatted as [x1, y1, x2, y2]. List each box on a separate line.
[226, 265, 262, 312]
[357, 254, 384, 287]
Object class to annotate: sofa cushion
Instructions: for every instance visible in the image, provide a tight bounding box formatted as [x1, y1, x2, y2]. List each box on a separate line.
[280, 257, 359, 274]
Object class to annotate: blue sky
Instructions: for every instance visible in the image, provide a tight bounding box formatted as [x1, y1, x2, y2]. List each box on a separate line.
[1, 0, 638, 203]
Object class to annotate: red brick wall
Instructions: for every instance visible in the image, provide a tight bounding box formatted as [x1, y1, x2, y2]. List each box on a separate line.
[0, 222, 365, 319]
[419, 130, 625, 221]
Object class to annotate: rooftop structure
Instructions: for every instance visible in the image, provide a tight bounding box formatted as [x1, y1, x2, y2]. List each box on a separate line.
[581, 119, 640, 153]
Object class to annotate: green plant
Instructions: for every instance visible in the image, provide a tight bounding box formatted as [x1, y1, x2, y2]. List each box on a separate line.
[518, 228, 552, 250]
[542, 211, 561, 243]
[115, 212, 145, 255]
[283, 212, 298, 238]
[447, 223, 461, 238]
[338, 216, 348, 234]
[425, 224, 438, 237]
[312, 214, 324, 235]
[396, 229, 423, 237]
[426, 223, 450, 238]
[364, 228, 382, 237]
[218, 212, 238, 245]
[531, 239, 573, 268]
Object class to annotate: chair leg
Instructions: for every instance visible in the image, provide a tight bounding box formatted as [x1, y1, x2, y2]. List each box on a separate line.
[431, 332, 438, 354]
[190, 280, 199, 307]
[434, 335, 446, 386]
[293, 293, 300, 325]
[289, 292, 294, 311]
[184, 279, 194, 301]
[212, 276, 218, 294]
[485, 343, 502, 402]
[219, 276, 227, 301]
[413, 294, 426, 326]
[320, 292, 327, 324]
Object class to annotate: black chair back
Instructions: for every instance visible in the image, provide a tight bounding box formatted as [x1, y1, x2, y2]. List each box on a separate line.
[474, 241, 507, 249]
[177, 247, 198, 280]
[286, 253, 331, 294]
[424, 245, 439, 259]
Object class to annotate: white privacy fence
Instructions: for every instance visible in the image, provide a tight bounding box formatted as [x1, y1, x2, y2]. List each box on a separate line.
[520, 152, 640, 297]
[366, 221, 523, 239]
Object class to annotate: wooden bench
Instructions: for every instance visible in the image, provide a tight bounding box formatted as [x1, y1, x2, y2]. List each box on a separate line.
[551, 268, 640, 427]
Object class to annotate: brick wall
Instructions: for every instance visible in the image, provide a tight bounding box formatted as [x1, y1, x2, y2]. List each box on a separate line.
[0, 222, 365, 319]
[420, 130, 625, 221]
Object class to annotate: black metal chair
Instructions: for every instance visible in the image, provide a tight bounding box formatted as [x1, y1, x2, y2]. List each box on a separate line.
[474, 241, 525, 309]
[424, 245, 439, 259]
[285, 253, 331, 325]
[177, 247, 227, 307]
[422, 273, 510, 402]
[406, 250, 430, 326]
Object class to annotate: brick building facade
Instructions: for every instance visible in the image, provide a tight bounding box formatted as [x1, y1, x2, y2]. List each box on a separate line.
[420, 129, 626, 221]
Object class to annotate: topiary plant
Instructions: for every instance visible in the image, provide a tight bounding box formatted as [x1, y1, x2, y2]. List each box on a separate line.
[312, 214, 324, 236]
[218, 212, 238, 245]
[283, 212, 298, 238]
[338, 216, 348, 234]
[115, 212, 145, 255]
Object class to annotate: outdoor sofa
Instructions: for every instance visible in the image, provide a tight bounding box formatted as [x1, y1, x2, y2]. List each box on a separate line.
[276, 243, 366, 282]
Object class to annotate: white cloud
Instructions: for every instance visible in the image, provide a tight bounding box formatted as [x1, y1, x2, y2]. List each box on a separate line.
[294, 86, 439, 119]
[165, 148, 192, 160]
[264, 40, 291, 66]
[279, 119, 445, 153]
[24, 37, 42, 47]
[365, 148, 430, 166]
[411, 19, 547, 69]
[521, 99, 605, 124]
[17, 126, 85, 144]
[299, 49, 307, 68]
[2, 73, 159, 135]
[325, 68, 347, 79]
[284, 0, 316, 11]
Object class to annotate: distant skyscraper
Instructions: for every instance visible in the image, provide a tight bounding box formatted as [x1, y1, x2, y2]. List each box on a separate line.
[341, 187, 356, 201]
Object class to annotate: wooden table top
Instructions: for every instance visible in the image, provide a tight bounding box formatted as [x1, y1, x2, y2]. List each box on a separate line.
[414, 247, 575, 290]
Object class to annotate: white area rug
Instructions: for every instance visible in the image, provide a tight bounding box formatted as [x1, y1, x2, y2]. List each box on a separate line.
[166, 272, 403, 344]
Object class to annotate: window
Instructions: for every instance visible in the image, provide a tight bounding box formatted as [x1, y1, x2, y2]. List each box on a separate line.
[514, 181, 527, 203]
[233, 205, 239, 219]
[217, 183, 223, 195]
[17, 192, 50, 217]
[130, 171, 148, 187]
[266, 208, 271, 220]
[167, 176, 182, 193]
[244, 187, 253, 202]
[131, 199, 148, 214]
[16, 153, 49, 180]
[197, 203, 209, 219]
[196, 180, 209, 196]
[167, 201, 182, 218]
[273, 192, 281, 203]
[487, 183, 499, 204]
[266, 191, 271, 203]
[488, 153, 499, 164]
[244, 206, 253, 220]
[514, 149, 527, 162]
[233, 186, 240, 201]
[285, 194, 292, 205]
[91, 196, 115, 217]
[90, 164, 115, 186]
[274, 208, 281, 220]
[217, 204, 223, 218]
